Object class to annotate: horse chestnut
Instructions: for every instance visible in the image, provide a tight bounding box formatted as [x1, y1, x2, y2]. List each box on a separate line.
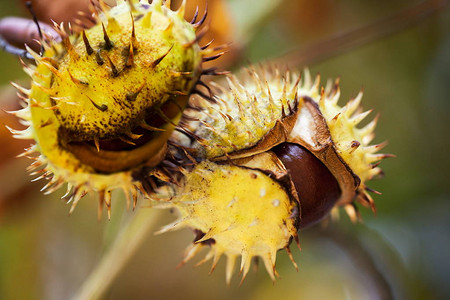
[273, 143, 341, 229]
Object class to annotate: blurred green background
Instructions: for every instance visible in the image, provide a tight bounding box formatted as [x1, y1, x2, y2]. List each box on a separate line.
[0, 0, 449, 299]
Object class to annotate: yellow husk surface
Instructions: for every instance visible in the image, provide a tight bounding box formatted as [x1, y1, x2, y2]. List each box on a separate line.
[9, 0, 204, 217]
[155, 161, 298, 284]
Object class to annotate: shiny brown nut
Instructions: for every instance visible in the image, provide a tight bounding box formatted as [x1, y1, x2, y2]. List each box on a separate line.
[272, 142, 341, 228]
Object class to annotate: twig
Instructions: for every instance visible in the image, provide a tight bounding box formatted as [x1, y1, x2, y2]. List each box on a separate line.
[73, 208, 163, 300]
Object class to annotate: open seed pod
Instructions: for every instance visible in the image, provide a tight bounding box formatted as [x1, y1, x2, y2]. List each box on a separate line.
[6, 0, 224, 217]
[163, 64, 391, 282]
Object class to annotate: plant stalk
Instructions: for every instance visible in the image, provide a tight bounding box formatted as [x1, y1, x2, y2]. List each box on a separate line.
[74, 208, 163, 300]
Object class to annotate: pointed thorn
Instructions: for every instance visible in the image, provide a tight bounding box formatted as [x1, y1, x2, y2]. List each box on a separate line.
[140, 120, 166, 132]
[86, 95, 107, 111]
[365, 186, 382, 195]
[123, 187, 131, 210]
[196, 80, 213, 98]
[101, 23, 114, 50]
[177, 243, 203, 269]
[151, 44, 174, 68]
[95, 49, 104, 65]
[130, 12, 136, 40]
[68, 70, 88, 85]
[164, 20, 174, 34]
[10, 82, 30, 96]
[209, 251, 222, 275]
[125, 130, 143, 140]
[82, 31, 94, 55]
[371, 161, 382, 169]
[194, 228, 217, 244]
[132, 186, 139, 209]
[41, 57, 59, 69]
[126, 83, 144, 101]
[200, 39, 214, 50]
[126, 42, 135, 68]
[104, 190, 112, 220]
[285, 246, 298, 271]
[294, 233, 301, 251]
[170, 70, 193, 77]
[41, 61, 62, 78]
[225, 256, 236, 286]
[168, 90, 188, 96]
[154, 220, 185, 235]
[104, 54, 119, 77]
[193, 89, 214, 102]
[202, 51, 226, 62]
[331, 113, 341, 122]
[349, 140, 360, 154]
[94, 138, 100, 152]
[190, 6, 199, 24]
[201, 67, 229, 76]
[194, 3, 208, 28]
[156, 108, 177, 126]
[119, 136, 136, 145]
[344, 203, 360, 223]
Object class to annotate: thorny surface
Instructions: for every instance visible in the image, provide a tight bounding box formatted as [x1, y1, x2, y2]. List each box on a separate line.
[0, 0, 449, 300]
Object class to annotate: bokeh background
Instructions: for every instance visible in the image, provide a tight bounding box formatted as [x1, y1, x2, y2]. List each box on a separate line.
[0, 0, 449, 299]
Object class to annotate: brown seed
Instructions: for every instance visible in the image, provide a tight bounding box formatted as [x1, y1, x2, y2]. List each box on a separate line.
[272, 143, 341, 229]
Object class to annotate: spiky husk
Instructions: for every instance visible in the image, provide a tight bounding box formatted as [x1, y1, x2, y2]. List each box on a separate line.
[8, 0, 216, 217]
[173, 65, 390, 210]
[155, 160, 299, 284]
[165, 64, 391, 281]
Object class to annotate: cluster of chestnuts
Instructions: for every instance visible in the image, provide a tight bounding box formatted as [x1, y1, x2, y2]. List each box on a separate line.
[0, 0, 390, 283]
